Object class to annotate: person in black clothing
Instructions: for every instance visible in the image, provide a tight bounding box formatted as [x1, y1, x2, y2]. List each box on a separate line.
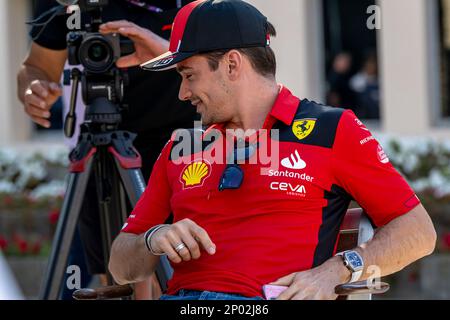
[349, 50, 380, 120]
[17, 0, 198, 299]
[326, 52, 355, 109]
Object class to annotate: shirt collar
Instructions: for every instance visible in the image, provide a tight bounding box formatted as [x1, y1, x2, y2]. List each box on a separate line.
[267, 85, 301, 127]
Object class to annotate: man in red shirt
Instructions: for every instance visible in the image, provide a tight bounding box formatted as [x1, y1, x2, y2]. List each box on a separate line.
[108, 0, 436, 300]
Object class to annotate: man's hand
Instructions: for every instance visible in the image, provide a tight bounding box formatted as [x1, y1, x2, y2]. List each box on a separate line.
[150, 218, 216, 264]
[23, 80, 62, 128]
[269, 257, 351, 300]
[99, 20, 169, 68]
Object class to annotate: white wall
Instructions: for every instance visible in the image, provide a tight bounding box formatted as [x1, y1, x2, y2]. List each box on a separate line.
[378, 0, 446, 137]
[0, 0, 32, 146]
[246, 0, 326, 102]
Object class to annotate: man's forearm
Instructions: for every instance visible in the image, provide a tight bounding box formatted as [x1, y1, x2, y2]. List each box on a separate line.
[354, 204, 436, 281]
[109, 232, 161, 285]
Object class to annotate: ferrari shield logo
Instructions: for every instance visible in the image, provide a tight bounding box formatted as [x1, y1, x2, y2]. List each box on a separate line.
[292, 119, 316, 140]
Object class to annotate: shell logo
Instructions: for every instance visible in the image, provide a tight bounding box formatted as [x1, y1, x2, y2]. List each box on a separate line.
[180, 160, 211, 189]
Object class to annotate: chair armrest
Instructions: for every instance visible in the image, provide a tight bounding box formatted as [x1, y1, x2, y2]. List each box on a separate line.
[72, 281, 389, 300]
[334, 281, 389, 296]
[73, 284, 134, 300]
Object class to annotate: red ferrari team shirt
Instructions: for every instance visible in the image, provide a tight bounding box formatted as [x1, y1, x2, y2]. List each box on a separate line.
[122, 86, 420, 298]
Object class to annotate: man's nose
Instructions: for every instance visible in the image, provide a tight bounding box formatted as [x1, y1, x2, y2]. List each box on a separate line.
[178, 79, 192, 101]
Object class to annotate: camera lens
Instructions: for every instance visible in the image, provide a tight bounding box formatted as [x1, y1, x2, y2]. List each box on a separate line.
[79, 36, 114, 73]
[88, 42, 108, 62]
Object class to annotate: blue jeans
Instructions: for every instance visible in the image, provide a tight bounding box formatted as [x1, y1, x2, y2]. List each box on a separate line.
[159, 289, 264, 300]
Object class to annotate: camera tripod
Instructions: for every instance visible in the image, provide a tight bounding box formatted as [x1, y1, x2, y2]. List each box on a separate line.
[39, 69, 173, 300]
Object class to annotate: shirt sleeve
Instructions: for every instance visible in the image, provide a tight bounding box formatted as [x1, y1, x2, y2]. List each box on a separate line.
[29, 0, 69, 50]
[332, 110, 420, 227]
[121, 140, 173, 235]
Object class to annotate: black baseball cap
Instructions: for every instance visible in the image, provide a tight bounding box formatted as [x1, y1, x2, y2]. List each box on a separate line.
[141, 0, 270, 71]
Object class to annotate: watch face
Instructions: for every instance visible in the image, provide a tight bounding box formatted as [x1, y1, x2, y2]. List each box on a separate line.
[345, 251, 363, 269]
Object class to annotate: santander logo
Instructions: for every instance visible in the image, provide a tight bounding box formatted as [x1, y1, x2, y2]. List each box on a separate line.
[281, 150, 306, 170]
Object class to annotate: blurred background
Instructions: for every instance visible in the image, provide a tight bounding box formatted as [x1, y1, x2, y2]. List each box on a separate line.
[0, 0, 449, 299]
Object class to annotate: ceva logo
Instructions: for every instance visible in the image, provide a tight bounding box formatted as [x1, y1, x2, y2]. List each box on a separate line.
[270, 182, 306, 194]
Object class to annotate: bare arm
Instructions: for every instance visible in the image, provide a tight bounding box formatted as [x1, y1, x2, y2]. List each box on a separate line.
[109, 232, 160, 285]
[272, 203, 437, 300]
[109, 219, 216, 285]
[17, 42, 67, 127]
[354, 203, 436, 280]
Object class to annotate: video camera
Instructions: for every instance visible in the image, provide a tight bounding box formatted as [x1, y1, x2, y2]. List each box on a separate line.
[59, 0, 134, 74]
[53, 0, 135, 137]
[67, 31, 122, 74]
[61, 0, 133, 74]
[27, 0, 136, 136]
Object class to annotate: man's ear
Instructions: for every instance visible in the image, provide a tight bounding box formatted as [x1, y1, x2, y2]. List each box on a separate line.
[225, 50, 243, 80]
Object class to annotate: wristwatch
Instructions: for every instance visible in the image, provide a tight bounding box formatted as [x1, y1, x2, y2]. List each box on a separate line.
[335, 250, 364, 283]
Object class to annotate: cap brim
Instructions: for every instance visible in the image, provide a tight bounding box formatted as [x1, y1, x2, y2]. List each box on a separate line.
[140, 51, 197, 71]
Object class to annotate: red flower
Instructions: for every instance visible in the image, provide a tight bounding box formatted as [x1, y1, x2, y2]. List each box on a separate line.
[0, 235, 8, 251]
[48, 209, 60, 225]
[408, 271, 418, 283]
[17, 239, 28, 254]
[31, 240, 42, 255]
[19, 241, 28, 254]
[442, 232, 450, 250]
[12, 234, 28, 255]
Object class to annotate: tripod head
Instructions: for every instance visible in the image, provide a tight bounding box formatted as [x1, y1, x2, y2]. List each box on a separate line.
[62, 1, 135, 137]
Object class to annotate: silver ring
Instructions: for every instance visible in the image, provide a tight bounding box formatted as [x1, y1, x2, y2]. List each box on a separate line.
[174, 243, 186, 253]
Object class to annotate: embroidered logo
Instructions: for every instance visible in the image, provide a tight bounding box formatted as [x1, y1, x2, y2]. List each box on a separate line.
[292, 119, 316, 140]
[180, 160, 211, 189]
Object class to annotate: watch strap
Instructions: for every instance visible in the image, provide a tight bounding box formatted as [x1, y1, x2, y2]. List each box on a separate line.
[350, 270, 363, 282]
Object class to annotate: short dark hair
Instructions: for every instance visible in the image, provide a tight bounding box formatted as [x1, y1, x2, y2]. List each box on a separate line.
[201, 21, 277, 78]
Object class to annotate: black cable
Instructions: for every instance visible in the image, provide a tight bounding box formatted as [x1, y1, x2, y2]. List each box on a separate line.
[26, 5, 64, 25]
[27, 5, 66, 42]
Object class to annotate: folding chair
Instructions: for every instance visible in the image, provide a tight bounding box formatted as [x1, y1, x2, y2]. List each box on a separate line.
[73, 208, 389, 300]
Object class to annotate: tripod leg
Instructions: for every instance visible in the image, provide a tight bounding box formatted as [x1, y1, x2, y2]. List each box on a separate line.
[108, 133, 173, 295]
[39, 159, 94, 300]
[114, 162, 146, 205]
[114, 161, 174, 293]
[93, 150, 132, 286]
